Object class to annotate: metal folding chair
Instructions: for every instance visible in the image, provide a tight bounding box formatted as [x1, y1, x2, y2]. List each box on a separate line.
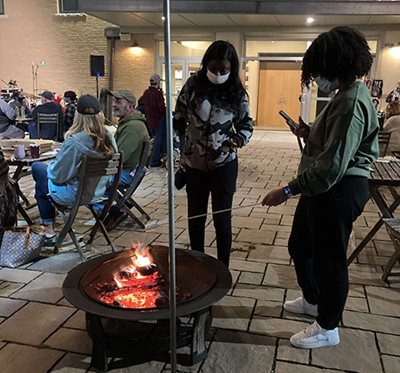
[52, 153, 123, 261]
[37, 113, 60, 141]
[101, 138, 154, 232]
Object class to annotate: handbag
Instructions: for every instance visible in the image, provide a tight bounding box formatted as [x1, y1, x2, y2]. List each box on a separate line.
[0, 226, 45, 268]
[174, 164, 187, 190]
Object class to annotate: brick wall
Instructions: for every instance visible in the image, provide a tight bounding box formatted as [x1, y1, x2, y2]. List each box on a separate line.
[0, 0, 157, 99]
[113, 34, 158, 102]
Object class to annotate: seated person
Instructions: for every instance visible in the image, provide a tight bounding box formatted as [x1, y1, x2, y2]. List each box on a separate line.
[29, 91, 64, 141]
[108, 90, 149, 185]
[31, 95, 117, 247]
[0, 97, 24, 139]
[383, 100, 400, 155]
[0, 151, 18, 243]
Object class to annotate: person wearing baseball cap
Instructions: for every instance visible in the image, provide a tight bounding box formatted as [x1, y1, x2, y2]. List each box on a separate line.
[31, 94, 117, 248]
[137, 74, 166, 167]
[108, 89, 149, 185]
[29, 89, 63, 141]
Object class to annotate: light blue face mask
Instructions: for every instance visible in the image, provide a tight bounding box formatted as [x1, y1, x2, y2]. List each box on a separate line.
[315, 76, 340, 93]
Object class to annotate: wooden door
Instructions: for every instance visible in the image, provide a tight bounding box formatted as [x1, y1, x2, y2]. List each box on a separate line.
[257, 62, 302, 129]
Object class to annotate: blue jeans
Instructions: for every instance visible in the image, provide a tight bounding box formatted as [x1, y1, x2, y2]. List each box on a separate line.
[149, 117, 166, 167]
[32, 162, 55, 225]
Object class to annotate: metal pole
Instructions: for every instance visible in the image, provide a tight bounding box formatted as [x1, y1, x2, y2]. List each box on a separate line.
[163, 0, 177, 372]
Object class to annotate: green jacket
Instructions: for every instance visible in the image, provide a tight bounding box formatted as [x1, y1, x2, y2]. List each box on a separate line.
[114, 112, 149, 171]
[289, 81, 379, 196]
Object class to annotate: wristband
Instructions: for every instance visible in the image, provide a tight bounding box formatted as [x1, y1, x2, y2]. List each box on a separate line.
[283, 185, 293, 198]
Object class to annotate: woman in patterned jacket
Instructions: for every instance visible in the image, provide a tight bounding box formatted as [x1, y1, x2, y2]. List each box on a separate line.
[174, 40, 253, 267]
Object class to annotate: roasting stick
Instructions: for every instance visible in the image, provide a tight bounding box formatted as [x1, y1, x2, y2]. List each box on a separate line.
[144, 202, 263, 230]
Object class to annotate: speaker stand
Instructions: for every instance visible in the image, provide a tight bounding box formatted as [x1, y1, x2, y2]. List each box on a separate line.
[95, 75, 99, 98]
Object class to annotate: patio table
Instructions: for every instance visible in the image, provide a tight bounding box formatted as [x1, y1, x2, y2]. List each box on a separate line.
[347, 159, 400, 265]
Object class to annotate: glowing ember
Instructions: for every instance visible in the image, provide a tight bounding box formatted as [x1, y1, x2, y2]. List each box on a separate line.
[92, 243, 191, 309]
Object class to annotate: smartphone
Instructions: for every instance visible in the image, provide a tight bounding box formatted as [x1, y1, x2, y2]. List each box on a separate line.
[279, 110, 300, 130]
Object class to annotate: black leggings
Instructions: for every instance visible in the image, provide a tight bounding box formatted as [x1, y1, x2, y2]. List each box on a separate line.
[185, 159, 238, 267]
[288, 176, 370, 329]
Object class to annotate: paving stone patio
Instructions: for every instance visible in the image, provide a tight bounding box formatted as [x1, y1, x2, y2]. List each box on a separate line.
[0, 130, 399, 372]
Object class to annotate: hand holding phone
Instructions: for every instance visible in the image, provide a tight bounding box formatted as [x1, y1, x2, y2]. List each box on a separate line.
[279, 110, 300, 130]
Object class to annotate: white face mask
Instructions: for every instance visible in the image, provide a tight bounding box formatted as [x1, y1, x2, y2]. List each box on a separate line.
[315, 76, 340, 93]
[206, 69, 230, 85]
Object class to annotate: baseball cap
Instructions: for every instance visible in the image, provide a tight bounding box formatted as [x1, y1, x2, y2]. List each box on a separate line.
[150, 74, 162, 84]
[77, 94, 101, 115]
[63, 90, 77, 101]
[40, 90, 54, 100]
[108, 90, 136, 104]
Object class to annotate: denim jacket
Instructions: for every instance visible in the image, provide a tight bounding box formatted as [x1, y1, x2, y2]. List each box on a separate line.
[47, 129, 117, 206]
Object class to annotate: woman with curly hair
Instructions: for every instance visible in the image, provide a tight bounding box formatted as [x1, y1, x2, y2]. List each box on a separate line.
[32, 94, 117, 247]
[262, 26, 379, 348]
[174, 40, 253, 267]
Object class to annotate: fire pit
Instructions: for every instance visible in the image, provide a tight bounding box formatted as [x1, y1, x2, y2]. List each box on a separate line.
[63, 245, 232, 371]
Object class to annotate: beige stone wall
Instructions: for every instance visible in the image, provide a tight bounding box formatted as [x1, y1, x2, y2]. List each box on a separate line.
[0, 0, 114, 98]
[112, 34, 158, 102]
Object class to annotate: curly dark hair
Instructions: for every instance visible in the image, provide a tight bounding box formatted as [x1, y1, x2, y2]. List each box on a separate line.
[301, 26, 373, 87]
[194, 40, 247, 108]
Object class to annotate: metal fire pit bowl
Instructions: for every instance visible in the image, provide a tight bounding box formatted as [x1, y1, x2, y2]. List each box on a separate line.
[63, 245, 232, 320]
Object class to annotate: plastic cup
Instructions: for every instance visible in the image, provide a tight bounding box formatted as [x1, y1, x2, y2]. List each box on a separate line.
[29, 144, 40, 159]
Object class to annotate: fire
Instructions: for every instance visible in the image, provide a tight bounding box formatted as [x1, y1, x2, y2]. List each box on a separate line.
[98, 242, 164, 308]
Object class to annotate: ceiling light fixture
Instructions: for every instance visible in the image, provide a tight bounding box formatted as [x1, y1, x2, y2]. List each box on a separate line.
[306, 17, 315, 24]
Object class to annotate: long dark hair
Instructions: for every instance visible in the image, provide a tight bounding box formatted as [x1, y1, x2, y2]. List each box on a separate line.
[194, 40, 247, 108]
[301, 26, 373, 87]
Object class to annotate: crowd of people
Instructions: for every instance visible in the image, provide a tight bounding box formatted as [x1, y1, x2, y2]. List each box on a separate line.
[1, 27, 396, 352]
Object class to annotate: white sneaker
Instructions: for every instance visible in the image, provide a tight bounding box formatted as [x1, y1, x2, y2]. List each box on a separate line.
[284, 296, 318, 317]
[290, 321, 340, 349]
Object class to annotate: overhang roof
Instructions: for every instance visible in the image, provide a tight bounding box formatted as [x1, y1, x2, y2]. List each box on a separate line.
[79, 1, 400, 32]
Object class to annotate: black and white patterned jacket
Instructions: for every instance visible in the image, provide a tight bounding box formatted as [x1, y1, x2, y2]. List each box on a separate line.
[174, 75, 253, 171]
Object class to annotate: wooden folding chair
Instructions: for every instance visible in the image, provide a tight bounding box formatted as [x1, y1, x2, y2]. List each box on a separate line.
[37, 113, 60, 141]
[52, 153, 123, 261]
[101, 138, 154, 232]
[382, 218, 400, 282]
[378, 131, 391, 157]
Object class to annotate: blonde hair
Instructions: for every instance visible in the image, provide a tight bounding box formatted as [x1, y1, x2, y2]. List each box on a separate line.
[65, 111, 114, 156]
[386, 101, 400, 119]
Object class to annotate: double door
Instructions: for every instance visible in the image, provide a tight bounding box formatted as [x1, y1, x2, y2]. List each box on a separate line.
[257, 61, 302, 129]
[160, 58, 201, 108]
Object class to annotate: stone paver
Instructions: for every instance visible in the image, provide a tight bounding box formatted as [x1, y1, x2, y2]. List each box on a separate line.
[11, 272, 66, 303]
[50, 353, 91, 372]
[0, 302, 75, 344]
[276, 339, 309, 364]
[263, 263, 298, 289]
[0, 343, 63, 373]
[201, 330, 275, 373]
[365, 286, 400, 317]
[312, 328, 381, 372]
[343, 310, 400, 334]
[250, 316, 309, 338]
[0, 297, 26, 317]
[0, 267, 42, 283]
[45, 327, 92, 354]
[377, 333, 400, 355]
[212, 295, 255, 331]
[275, 362, 338, 373]
[382, 355, 400, 373]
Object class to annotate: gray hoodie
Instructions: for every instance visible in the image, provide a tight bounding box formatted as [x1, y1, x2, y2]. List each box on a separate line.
[47, 129, 117, 205]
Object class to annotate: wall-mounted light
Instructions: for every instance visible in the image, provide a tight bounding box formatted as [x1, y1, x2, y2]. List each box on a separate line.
[383, 43, 395, 49]
[132, 40, 140, 48]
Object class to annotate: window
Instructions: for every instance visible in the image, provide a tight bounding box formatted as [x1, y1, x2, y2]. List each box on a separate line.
[0, 1, 4, 15]
[59, 0, 79, 13]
